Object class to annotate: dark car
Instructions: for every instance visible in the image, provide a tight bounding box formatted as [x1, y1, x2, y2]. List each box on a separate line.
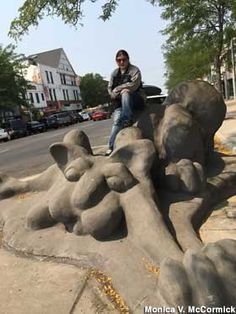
[91, 111, 111, 121]
[67, 111, 81, 124]
[2, 119, 28, 139]
[143, 84, 167, 105]
[48, 112, 72, 127]
[27, 121, 47, 134]
[40, 116, 59, 129]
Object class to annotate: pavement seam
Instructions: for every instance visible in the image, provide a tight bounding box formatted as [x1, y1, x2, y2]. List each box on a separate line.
[68, 269, 91, 314]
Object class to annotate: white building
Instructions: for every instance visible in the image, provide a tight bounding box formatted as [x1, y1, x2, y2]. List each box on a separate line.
[23, 48, 82, 114]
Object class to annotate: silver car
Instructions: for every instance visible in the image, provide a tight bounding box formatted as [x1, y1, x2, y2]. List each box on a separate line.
[0, 128, 11, 141]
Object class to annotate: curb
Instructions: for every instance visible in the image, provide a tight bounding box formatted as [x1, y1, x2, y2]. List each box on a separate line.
[214, 133, 236, 155]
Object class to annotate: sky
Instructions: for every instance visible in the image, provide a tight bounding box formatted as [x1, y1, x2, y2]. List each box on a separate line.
[1, 0, 168, 92]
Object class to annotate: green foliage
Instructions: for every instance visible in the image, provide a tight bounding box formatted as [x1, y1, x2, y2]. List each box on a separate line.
[164, 39, 212, 90]
[9, 0, 120, 40]
[9, 0, 236, 92]
[155, 0, 236, 91]
[0, 44, 29, 110]
[79, 73, 109, 107]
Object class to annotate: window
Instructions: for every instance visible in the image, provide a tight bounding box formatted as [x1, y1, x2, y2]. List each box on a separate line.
[60, 74, 66, 85]
[49, 88, 53, 101]
[53, 89, 57, 101]
[41, 93, 45, 101]
[66, 90, 69, 100]
[50, 72, 54, 84]
[45, 71, 50, 83]
[29, 92, 34, 103]
[35, 93, 40, 103]
[73, 90, 79, 100]
[63, 89, 66, 100]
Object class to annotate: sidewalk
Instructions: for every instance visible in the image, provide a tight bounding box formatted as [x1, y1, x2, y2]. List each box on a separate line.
[216, 99, 236, 153]
[0, 101, 236, 314]
[0, 237, 119, 314]
[200, 99, 236, 242]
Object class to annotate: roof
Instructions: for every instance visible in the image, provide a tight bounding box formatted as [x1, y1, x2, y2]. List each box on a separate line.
[28, 48, 63, 68]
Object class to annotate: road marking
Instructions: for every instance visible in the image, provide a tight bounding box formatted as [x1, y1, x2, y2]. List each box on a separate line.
[0, 148, 10, 154]
[92, 145, 107, 149]
[80, 122, 96, 128]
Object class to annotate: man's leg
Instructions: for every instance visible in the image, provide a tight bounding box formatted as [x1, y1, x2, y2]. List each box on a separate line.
[120, 91, 144, 125]
[120, 92, 133, 123]
[107, 108, 122, 152]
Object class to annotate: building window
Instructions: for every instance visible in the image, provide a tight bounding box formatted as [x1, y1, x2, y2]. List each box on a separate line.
[53, 89, 57, 101]
[50, 72, 54, 84]
[35, 93, 40, 103]
[29, 92, 34, 103]
[66, 90, 69, 100]
[60, 74, 66, 85]
[73, 90, 79, 100]
[63, 89, 66, 100]
[45, 71, 50, 83]
[41, 93, 45, 101]
[49, 88, 53, 101]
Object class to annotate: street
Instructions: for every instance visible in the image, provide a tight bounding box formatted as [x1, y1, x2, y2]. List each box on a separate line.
[0, 119, 112, 178]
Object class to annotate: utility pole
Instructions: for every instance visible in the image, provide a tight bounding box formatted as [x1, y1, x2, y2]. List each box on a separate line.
[231, 38, 236, 99]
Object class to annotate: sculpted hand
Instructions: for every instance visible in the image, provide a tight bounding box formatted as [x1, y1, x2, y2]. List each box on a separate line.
[157, 239, 236, 307]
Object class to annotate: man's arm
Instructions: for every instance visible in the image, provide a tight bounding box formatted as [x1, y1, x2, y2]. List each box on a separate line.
[113, 67, 141, 93]
[108, 70, 120, 99]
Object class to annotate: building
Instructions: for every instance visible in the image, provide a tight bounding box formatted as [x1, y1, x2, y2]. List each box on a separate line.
[23, 48, 82, 115]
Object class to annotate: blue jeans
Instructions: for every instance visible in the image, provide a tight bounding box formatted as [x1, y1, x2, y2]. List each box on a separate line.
[108, 91, 144, 150]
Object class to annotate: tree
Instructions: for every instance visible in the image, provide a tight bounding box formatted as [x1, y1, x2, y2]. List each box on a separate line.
[79, 73, 109, 108]
[9, 1, 236, 92]
[157, 0, 236, 92]
[164, 38, 213, 90]
[9, 0, 120, 40]
[0, 44, 29, 110]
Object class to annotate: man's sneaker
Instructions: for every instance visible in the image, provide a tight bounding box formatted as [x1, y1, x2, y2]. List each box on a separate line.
[105, 148, 113, 156]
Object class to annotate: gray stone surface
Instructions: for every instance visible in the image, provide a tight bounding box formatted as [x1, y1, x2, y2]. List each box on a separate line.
[0, 249, 89, 314]
[0, 81, 235, 312]
[135, 80, 226, 193]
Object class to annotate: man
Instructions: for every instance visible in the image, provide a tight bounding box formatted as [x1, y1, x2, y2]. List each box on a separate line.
[106, 49, 146, 155]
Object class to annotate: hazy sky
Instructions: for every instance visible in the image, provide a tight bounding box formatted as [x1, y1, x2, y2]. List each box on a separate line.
[1, 0, 168, 92]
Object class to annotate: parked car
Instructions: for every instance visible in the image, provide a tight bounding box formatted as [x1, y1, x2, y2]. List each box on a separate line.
[48, 112, 71, 127]
[39, 116, 58, 129]
[79, 111, 91, 121]
[91, 111, 111, 121]
[67, 111, 82, 124]
[27, 121, 47, 134]
[143, 84, 167, 105]
[0, 128, 12, 141]
[2, 119, 28, 138]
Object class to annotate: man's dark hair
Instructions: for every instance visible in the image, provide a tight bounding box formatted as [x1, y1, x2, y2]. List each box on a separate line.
[115, 50, 129, 60]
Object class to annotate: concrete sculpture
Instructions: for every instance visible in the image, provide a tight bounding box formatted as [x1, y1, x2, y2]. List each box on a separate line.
[0, 80, 235, 311]
[134, 80, 226, 193]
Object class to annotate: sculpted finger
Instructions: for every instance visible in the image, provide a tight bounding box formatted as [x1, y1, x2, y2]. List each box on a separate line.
[202, 240, 236, 304]
[157, 258, 192, 307]
[183, 250, 225, 306]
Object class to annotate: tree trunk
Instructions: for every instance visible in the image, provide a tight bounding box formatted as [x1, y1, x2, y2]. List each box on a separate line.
[214, 56, 222, 93]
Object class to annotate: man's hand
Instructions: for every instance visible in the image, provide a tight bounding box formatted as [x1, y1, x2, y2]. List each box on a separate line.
[120, 89, 130, 94]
